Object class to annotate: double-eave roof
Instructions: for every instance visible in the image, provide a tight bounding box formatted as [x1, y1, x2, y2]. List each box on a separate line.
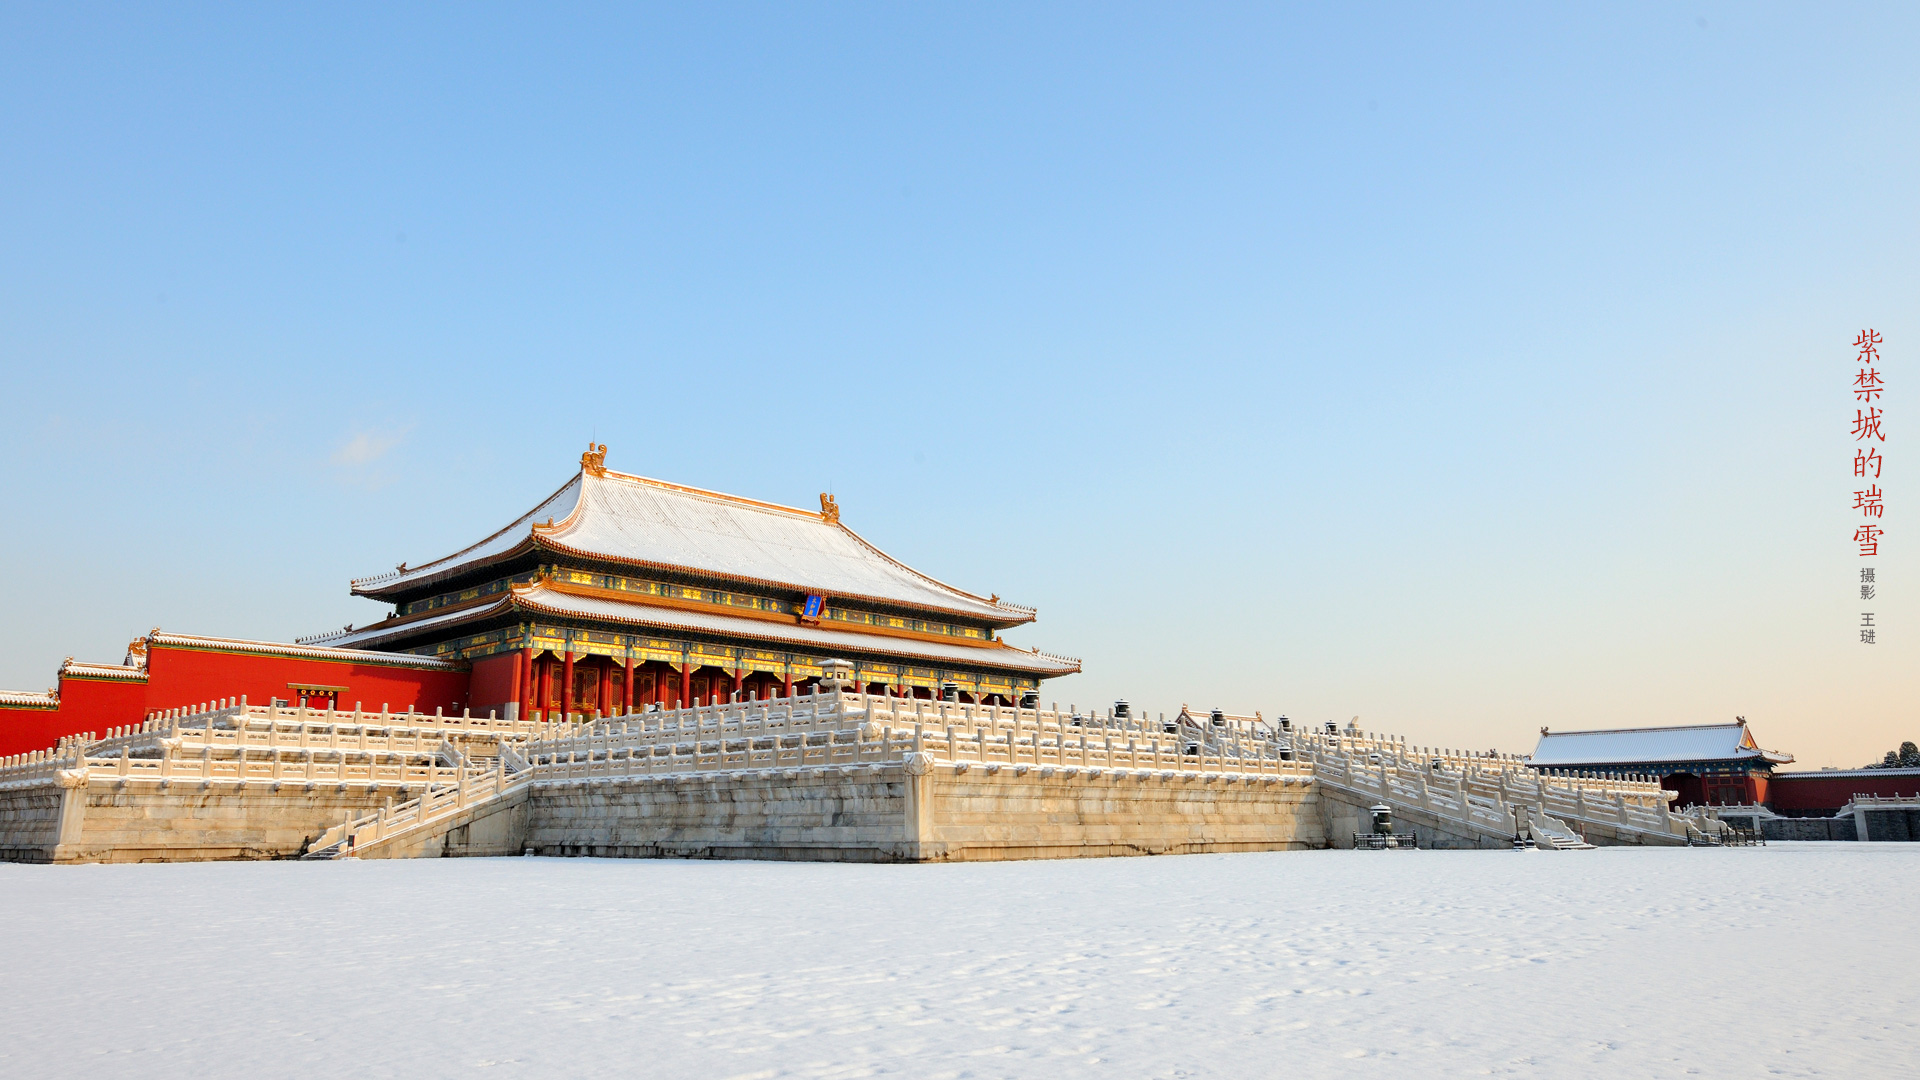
[350, 466, 1038, 628]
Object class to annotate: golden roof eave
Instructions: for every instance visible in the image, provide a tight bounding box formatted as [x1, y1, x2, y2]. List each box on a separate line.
[532, 532, 1037, 629]
[504, 587, 1078, 675]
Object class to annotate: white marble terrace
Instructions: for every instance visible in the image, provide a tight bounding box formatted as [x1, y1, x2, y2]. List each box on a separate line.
[0, 681, 1730, 859]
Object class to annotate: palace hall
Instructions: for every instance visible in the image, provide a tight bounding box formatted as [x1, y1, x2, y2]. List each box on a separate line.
[323, 444, 1078, 718]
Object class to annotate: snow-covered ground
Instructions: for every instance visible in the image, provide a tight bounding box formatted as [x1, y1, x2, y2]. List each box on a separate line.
[1, 845, 1913, 1079]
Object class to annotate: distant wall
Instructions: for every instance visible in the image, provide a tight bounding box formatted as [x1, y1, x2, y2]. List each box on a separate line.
[1770, 817, 1856, 841]
[1714, 812, 1858, 842]
[1770, 770, 1920, 814]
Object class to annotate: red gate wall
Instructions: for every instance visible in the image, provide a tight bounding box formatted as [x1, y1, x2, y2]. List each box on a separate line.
[0, 638, 473, 757]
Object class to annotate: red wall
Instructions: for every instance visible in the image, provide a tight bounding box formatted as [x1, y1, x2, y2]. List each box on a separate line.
[0, 675, 154, 757]
[468, 652, 520, 716]
[1769, 771, 1920, 813]
[53, 677, 150, 736]
[0, 707, 79, 759]
[0, 642, 474, 757]
[142, 645, 470, 719]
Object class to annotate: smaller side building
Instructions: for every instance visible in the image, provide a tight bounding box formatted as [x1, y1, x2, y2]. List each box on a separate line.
[1527, 720, 1792, 808]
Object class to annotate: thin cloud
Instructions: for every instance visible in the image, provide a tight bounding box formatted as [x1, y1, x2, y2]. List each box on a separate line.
[332, 430, 405, 467]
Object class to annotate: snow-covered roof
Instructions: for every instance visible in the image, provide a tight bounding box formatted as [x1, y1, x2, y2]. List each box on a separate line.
[334, 582, 1080, 676]
[350, 475, 583, 598]
[58, 660, 148, 682]
[0, 689, 58, 709]
[1528, 723, 1793, 767]
[320, 606, 488, 649]
[148, 632, 465, 670]
[350, 459, 1034, 625]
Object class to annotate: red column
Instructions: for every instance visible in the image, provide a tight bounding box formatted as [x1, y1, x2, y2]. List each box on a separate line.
[520, 648, 534, 722]
[732, 669, 745, 702]
[562, 650, 576, 721]
[623, 657, 635, 715]
[782, 670, 793, 698]
[507, 649, 523, 716]
[598, 663, 611, 718]
[679, 664, 692, 709]
[538, 657, 553, 722]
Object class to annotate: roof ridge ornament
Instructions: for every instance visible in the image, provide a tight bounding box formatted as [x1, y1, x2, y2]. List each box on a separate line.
[819, 492, 840, 525]
[582, 442, 608, 477]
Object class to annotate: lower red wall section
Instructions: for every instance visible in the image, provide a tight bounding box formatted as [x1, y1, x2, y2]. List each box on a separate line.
[0, 708, 79, 759]
[1769, 771, 1920, 813]
[0, 675, 155, 757]
[0, 642, 476, 757]
[143, 645, 470, 719]
[468, 652, 519, 716]
[60, 677, 150, 733]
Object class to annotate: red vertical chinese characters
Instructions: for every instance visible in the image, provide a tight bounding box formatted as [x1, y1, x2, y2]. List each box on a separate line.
[1852, 329, 1887, 643]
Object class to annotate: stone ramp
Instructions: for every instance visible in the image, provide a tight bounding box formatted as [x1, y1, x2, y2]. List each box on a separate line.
[306, 744, 535, 859]
[1299, 729, 1686, 849]
[310, 781, 532, 860]
[1528, 811, 1595, 850]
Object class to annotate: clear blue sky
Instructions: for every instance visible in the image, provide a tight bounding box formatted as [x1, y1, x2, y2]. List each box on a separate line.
[2, 4, 1912, 766]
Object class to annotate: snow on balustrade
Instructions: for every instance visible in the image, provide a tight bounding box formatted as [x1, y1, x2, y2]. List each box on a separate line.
[0, 744, 87, 790]
[139, 697, 561, 738]
[510, 688, 1312, 786]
